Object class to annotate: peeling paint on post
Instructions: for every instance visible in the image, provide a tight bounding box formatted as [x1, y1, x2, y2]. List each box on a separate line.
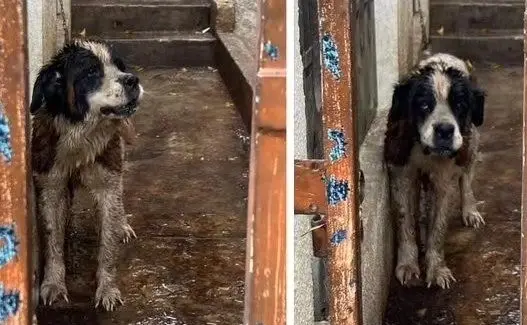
[322, 33, 342, 80]
[318, 0, 362, 324]
[264, 41, 279, 60]
[0, 108, 13, 163]
[0, 225, 19, 267]
[0, 0, 32, 323]
[325, 175, 350, 205]
[330, 229, 348, 246]
[328, 129, 347, 161]
[0, 285, 20, 322]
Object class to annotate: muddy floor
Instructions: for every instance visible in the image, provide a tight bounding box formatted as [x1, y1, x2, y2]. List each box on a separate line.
[384, 65, 522, 325]
[36, 68, 249, 325]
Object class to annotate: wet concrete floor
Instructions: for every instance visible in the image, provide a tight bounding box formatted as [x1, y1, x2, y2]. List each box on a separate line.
[36, 68, 249, 325]
[384, 65, 522, 325]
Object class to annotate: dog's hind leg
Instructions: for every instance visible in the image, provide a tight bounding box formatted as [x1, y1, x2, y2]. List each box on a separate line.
[388, 165, 420, 286]
[38, 174, 71, 305]
[460, 163, 485, 228]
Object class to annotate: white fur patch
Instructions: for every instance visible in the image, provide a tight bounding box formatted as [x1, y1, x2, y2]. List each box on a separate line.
[74, 39, 111, 63]
[418, 71, 463, 151]
[418, 53, 470, 77]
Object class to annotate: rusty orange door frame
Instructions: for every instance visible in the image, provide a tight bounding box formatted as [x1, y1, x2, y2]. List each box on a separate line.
[294, 0, 362, 323]
[522, 4, 527, 323]
[243, 0, 286, 324]
[0, 0, 33, 323]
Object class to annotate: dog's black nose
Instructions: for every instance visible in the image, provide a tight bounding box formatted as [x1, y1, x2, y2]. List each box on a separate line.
[120, 74, 139, 90]
[434, 123, 455, 139]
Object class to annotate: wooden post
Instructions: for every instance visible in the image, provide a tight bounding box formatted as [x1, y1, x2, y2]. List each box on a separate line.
[521, 4, 527, 323]
[243, 0, 286, 323]
[0, 0, 32, 324]
[317, 0, 362, 323]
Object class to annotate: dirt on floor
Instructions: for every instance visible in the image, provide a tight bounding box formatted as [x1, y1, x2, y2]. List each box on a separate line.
[384, 65, 522, 325]
[36, 68, 250, 325]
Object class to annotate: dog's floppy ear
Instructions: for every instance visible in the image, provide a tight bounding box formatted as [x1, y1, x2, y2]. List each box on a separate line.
[384, 79, 415, 165]
[388, 80, 412, 123]
[30, 65, 64, 114]
[68, 78, 90, 122]
[471, 87, 485, 127]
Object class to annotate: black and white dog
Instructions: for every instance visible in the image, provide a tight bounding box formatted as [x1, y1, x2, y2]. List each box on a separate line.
[384, 53, 485, 289]
[31, 39, 143, 310]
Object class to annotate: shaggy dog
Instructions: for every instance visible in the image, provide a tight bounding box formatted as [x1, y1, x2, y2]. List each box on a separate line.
[384, 53, 485, 289]
[30, 39, 143, 310]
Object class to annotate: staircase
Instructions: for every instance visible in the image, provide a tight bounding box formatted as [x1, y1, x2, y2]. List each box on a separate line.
[72, 0, 216, 67]
[430, 0, 524, 65]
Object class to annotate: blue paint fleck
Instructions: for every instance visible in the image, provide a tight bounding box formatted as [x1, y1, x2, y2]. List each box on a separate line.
[330, 229, 348, 246]
[0, 226, 18, 268]
[322, 33, 341, 80]
[0, 110, 12, 163]
[264, 41, 279, 60]
[325, 175, 350, 205]
[0, 285, 20, 322]
[328, 129, 347, 161]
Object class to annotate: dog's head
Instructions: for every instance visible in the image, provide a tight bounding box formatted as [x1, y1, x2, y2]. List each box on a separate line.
[389, 54, 485, 158]
[30, 39, 143, 122]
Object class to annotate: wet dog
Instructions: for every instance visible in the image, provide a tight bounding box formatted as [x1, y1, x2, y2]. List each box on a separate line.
[384, 53, 485, 289]
[30, 39, 143, 310]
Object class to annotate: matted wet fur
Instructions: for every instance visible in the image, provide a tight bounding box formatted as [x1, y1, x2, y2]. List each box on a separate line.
[30, 39, 143, 311]
[384, 53, 485, 289]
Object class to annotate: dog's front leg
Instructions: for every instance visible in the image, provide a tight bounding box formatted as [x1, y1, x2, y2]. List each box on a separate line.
[425, 177, 456, 289]
[460, 164, 485, 228]
[388, 165, 420, 286]
[87, 168, 129, 311]
[38, 174, 70, 305]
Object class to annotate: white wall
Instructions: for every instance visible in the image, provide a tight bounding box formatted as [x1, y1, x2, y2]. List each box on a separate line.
[27, 0, 71, 94]
[375, 0, 429, 111]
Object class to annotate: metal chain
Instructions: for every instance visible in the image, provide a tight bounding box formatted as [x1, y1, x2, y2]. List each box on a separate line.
[58, 0, 69, 43]
[415, 0, 429, 52]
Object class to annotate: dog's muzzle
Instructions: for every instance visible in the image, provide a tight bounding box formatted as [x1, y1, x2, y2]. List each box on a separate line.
[101, 74, 142, 117]
[424, 123, 457, 158]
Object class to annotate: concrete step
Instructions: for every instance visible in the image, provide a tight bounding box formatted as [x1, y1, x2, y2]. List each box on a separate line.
[430, 29, 523, 65]
[216, 32, 257, 129]
[430, 1, 524, 33]
[99, 31, 216, 68]
[72, 0, 211, 34]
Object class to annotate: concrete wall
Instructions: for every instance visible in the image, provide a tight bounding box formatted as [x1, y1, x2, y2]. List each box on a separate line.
[294, 1, 316, 323]
[376, 0, 429, 111]
[398, 0, 430, 75]
[27, 0, 71, 93]
[233, 0, 258, 52]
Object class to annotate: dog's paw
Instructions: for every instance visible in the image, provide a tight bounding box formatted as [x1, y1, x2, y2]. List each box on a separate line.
[462, 209, 485, 228]
[122, 223, 137, 243]
[40, 281, 69, 306]
[95, 284, 123, 311]
[426, 265, 456, 289]
[395, 262, 420, 286]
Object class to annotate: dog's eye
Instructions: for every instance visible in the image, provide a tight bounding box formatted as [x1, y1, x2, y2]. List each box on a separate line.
[420, 103, 429, 111]
[87, 68, 98, 77]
